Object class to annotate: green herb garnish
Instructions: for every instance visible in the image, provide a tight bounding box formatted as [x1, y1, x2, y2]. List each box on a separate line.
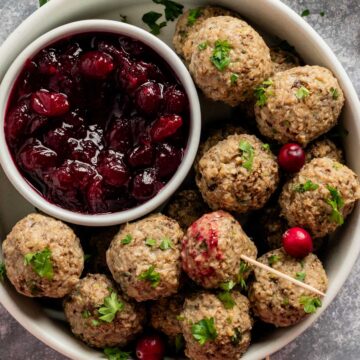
[98, 292, 124, 323]
[262, 143, 270, 152]
[92, 319, 100, 326]
[283, 297, 290, 306]
[230, 328, 242, 346]
[299, 296, 322, 313]
[142, 11, 167, 35]
[198, 42, 208, 51]
[301, 9, 310, 17]
[296, 272, 306, 282]
[39, 0, 49, 6]
[295, 86, 310, 100]
[121, 234, 132, 245]
[176, 315, 185, 321]
[82, 310, 91, 319]
[230, 73, 239, 85]
[330, 87, 339, 100]
[175, 334, 185, 353]
[187, 8, 202, 26]
[217, 291, 235, 309]
[239, 140, 255, 171]
[220, 280, 236, 292]
[24, 248, 54, 280]
[138, 265, 161, 288]
[145, 238, 157, 247]
[119, 14, 128, 23]
[237, 261, 250, 290]
[159, 237, 173, 250]
[268, 254, 280, 266]
[104, 347, 132, 360]
[210, 40, 232, 71]
[153, 0, 184, 21]
[326, 185, 344, 225]
[320, 11, 325, 17]
[191, 317, 218, 345]
[294, 180, 319, 193]
[254, 79, 273, 106]
[0, 262, 6, 282]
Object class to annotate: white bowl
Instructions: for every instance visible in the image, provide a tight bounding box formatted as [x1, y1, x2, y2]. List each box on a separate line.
[0, 19, 201, 227]
[0, 1, 360, 360]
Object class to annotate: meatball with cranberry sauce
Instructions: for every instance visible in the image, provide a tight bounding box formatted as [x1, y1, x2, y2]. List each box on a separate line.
[5, 33, 189, 214]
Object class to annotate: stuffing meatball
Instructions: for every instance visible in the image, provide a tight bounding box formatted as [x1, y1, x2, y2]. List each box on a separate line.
[249, 248, 328, 327]
[270, 47, 302, 73]
[107, 214, 183, 302]
[150, 294, 184, 338]
[181, 292, 252, 360]
[305, 138, 344, 164]
[173, 6, 239, 63]
[255, 65, 345, 146]
[189, 16, 273, 106]
[164, 190, 209, 230]
[196, 134, 279, 213]
[63, 274, 145, 348]
[2, 213, 83, 298]
[279, 158, 360, 238]
[181, 211, 257, 288]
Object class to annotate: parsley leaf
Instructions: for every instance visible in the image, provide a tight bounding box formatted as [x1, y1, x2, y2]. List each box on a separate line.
[24, 248, 54, 280]
[330, 87, 339, 100]
[262, 143, 270, 152]
[145, 238, 157, 247]
[0, 262, 6, 282]
[230, 73, 239, 85]
[174, 334, 185, 353]
[254, 79, 273, 106]
[187, 8, 202, 26]
[191, 317, 218, 345]
[138, 265, 161, 288]
[268, 254, 280, 266]
[301, 9, 310, 17]
[92, 319, 100, 326]
[82, 310, 91, 319]
[119, 14, 128, 23]
[296, 271, 306, 282]
[39, 0, 49, 6]
[142, 11, 167, 35]
[153, 0, 184, 21]
[326, 185, 344, 225]
[236, 261, 250, 290]
[159, 237, 173, 250]
[210, 40, 232, 71]
[294, 180, 319, 193]
[217, 291, 236, 309]
[239, 140, 255, 171]
[295, 86, 310, 100]
[98, 292, 124, 323]
[198, 42, 208, 51]
[121, 234, 132, 245]
[230, 328, 242, 346]
[220, 280, 236, 292]
[299, 296, 322, 314]
[104, 347, 132, 360]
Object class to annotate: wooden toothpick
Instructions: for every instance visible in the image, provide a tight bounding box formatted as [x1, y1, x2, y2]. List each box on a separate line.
[240, 254, 326, 297]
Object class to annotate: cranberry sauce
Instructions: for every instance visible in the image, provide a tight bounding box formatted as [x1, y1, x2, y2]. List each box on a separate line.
[5, 33, 189, 214]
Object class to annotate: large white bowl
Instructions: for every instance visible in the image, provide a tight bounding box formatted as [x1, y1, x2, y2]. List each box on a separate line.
[0, 0, 360, 359]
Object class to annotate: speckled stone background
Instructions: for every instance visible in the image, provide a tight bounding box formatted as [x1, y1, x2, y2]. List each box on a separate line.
[0, 0, 359, 359]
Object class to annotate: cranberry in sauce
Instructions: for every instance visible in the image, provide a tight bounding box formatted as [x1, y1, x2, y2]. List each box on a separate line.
[5, 33, 190, 214]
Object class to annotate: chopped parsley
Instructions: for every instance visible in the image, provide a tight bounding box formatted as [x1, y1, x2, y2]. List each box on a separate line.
[175, 334, 185, 353]
[119, 14, 128, 23]
[159, 237, 173, 250]
[295, 86, 310, 100]
[145, 238, 157, 247]
[39, 0, 49, 6]
[138, 265, 161, 288]
[104, 347, 132, 360]
[254, 79, 273, 106]
[320, 11, 325, 17]
[268, 254, 280, 266]
[198, 42, 208, 51]
[326, 185, 344, 225]
[239, 140, 255, 171]
[24, 248, 54, 280]
[301, 9, 310, 17]
[294, 180, 319, 193]
[191, 317, 218, 345]
[81, 310, 91, 319]
[282, 297, 290, 306]
[92, 319, 100, 326]
[230, 328, 242, 346]
[121, 234, 132, 245]
[187, 8, 202, 26]
[142, 11, 167, 35]
[295, 271, 306, 282]
[299, 296, 322, 314]
[0, 262, 6, 282]
[262, 143, 271, 152]
[237, 261, 250, 290]
[176, 315, 185, 321]
[98, 292, 124, 323]
[230, 73, 239, 85]
[210, 40, 232, 71]
[220, 280, 236, 292]
[153, 0, 184, 21]
[217, 291, 235, 309]
[330, 87, 339, 100]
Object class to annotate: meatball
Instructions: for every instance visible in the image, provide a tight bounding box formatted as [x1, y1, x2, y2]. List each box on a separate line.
[164, 190, 209, 231]
[249, 248, 328, 327]
[107, 213, 183, 302]
[270, 47, 302, 73]
[255, 65, 345, 146]
[181, 211, 257, 288]
[150, 294, 184, 338]
[173, 6, 239, 63]
[196, 134, 279, 213]
[181, 292, 252, 360]
[279, 158, 360, 238]
[305, 138, 344, 164]
[189, 16, 273, 106]
[2, 213, 83, 298]
[63, 274, 145, 348]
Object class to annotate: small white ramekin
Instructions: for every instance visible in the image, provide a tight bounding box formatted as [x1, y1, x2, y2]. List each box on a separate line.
[0, 19, 201, 226]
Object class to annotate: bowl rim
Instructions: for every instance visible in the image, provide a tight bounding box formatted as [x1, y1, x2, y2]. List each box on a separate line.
[0, 19, 201, 227]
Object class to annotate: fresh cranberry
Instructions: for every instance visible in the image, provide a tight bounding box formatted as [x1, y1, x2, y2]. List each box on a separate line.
[67, 138, 101, 165]
[43, 127, 71, 155]
[79, 51, 114, 79]
[150, 115, 183, 142]
[5, 100, 31, 144]
[62, 110, 85, 130]
[107, 117, 132, 152]
[37, 49, 59, 75]
[278, 143, 305, 173]
[155, 143, 182, 178]
[282, 227, 313, 258]
[130, 116, 149, 146]
[96, 40, 128, 65]
[119, 60, 152, 92]
[128, 144, 154, 168]
[134, 82, 163, 115]
[28, 115, 48, 135]
[163, 85, 188, 114]
[131, 168, 163, 201]
[98, 151, 130, 187]
[31, 90, 70, 117]
[136, 334, 165, 360]
[86, 179, 108, 213]
[119, 37, 146, 57]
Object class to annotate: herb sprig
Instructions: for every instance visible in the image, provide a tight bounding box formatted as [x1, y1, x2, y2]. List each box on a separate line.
[98, 292, 124, 323]
[268, 254, 280, 267]
[104, 347, 132, 360]
[239, 141, 255, 171]
[295, 271, 306, 282]
[191, 317, 218, 345]
[210, 40, 232, 71]
[187, 8, 202, 26]
[0, 262, 6, 282]
[236, 261, 250, 290]
[142, 11, 167, 35]
[121, 234, 132, 245]
[294, 180, 319, 193]
[299, 296, 322, 313]
[254, 80, 273, 106]
[153, 0, 184, 21]
[295, 86, 310, 100]
[39, 0, 49, 6]
[217, 291, 235, 309]
[138, 265, 161, 288]
[326, 185, 344, 225]
[24, 248, 54, 280]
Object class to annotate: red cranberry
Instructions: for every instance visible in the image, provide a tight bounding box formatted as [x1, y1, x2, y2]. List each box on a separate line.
[67, 138, 101, 165]
[136, 334, 165, 360]
[150, 115, 183, 142]
[155, 143, 182, 178]
[128, 144, 154, 168]
[134, 82, 163, 115]
[96, 40, 128, 65]
[86, 180, 108, 213]
[28, 115, 48, 135]
[79, 51, 114, 79]
[119, 60, 152, 92]
[5, 100, 31, 144]
[62, 110, 85, 130]
[119, 37, 145, 57]
[98, 151, 130, 187]
[107, 117, 132, 152]
[278, 143, 305, 173]
[31, 90, 70, 117]
[131, 168, 163, 201]
[37, 49, 59, 75]
[282, 227, 313, 258]
[163, 85, 188, 114]
[43, 127, 71, 155]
